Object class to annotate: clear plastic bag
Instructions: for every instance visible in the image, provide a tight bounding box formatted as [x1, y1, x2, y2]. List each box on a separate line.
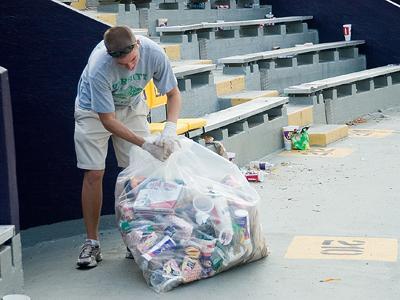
[115, 136, 268, 293]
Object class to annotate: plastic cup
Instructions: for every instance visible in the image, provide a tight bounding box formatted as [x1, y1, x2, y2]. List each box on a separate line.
[193, 196, 214, 225]
[343, 24, 352, 41]
[282, 126, 299, 151]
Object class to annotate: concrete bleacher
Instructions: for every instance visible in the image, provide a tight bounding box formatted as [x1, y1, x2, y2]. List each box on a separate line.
[156, 16, 318, 60]
[189, 96, 288, 165]
[150, 63, 218, 122]
[219, 40, 366, 93]
[285, 65, 400, 124]
[59, 0, 400, 159]
[218, 89, 279, 108]
[175, 63, 220, 118]
[213, 68, 259, 94]
[96, 1, 272, 36]
[0, 226, 23, 296]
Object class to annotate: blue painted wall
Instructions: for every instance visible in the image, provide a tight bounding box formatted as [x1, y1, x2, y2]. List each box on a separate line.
[264, 0, 400, 68]
[0, 1, 114, 229]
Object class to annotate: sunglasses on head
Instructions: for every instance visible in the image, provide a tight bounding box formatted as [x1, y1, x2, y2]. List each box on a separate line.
[107, 43, 137, 58]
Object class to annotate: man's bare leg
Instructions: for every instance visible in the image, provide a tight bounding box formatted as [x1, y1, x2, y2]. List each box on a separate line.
[77, 170, 104, 268]
[82, 170, 105, 240]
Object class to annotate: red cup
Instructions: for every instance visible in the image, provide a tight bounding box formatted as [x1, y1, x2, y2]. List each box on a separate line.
[343, 24, 352, 41]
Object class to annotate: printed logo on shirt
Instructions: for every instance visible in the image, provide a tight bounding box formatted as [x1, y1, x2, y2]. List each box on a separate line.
[111, 73, 148, 105]
[112, 73, 148, 90]
[113, 86, 144, 105]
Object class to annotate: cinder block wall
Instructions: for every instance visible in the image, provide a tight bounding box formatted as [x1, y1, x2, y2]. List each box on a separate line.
[261, 53, 366, 92]
[194, 27, 318, 61]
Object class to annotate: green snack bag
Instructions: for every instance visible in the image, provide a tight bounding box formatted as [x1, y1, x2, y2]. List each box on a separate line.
[292, 126, 310, 150]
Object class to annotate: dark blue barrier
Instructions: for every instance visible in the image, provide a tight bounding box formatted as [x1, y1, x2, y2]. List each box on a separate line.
[0, 67, 20, 231]
[264, 0, 400, 68]
[0, 1, 113, 229]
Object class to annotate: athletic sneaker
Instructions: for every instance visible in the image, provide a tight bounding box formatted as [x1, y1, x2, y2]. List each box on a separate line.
[76, 241, 103, 268]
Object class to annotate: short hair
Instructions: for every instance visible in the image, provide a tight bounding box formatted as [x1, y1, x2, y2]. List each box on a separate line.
[103, 26, 136, 53]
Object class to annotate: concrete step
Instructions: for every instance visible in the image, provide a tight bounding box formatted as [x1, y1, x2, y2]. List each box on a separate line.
[159, 43, 181, 60]
[79, 9, 114, 23]
[308, 124, 348, 146]
[171, 59, 213, 67]
[71, 0, 87, 10]
[219, 90, 279, 107]
[80, 9, 148, 35]
[212, 71, 246, 96]
[0, 226, 24, 296]
[286, 104, 313, 126]
[0, 226, 14, 245]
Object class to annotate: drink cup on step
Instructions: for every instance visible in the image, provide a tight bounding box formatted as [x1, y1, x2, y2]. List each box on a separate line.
[282, 126, 298, 151]
[343, 24, 352, 41]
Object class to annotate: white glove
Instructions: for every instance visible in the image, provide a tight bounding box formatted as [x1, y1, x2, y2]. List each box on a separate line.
[155, 122, 181, 157]
[141, 139, 167, 161]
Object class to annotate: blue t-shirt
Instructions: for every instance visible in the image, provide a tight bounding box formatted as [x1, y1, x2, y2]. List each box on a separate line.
[76, 35, 177, 113]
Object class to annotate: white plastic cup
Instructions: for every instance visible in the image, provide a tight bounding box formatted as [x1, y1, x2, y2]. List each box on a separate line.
[343, 24, 352, 41]
[193, 196, 214, 225]
[282, 126, 299, 151]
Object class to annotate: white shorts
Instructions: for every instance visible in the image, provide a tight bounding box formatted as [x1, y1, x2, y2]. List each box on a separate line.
[74, 100, 150, 170]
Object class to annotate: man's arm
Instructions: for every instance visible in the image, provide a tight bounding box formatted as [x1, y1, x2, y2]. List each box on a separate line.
[165, 86, 181, 123]
[98, 112, 145, 146]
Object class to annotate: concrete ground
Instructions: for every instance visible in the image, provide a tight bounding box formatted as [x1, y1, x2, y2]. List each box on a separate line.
[21, 107, 400, 299]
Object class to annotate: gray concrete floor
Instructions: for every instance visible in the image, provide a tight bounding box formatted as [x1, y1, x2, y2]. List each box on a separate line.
[22, 107, 400, 299]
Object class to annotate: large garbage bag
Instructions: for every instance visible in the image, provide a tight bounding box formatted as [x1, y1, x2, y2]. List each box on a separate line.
[115, 136, 268, 292]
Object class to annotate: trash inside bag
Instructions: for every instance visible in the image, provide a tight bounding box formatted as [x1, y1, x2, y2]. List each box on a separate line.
[291, 126, 310, 150]
[115, 136, 269, 293]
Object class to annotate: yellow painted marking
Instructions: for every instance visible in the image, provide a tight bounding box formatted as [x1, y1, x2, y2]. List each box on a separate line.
[161, 44, 181, 60]
[216, 76, 245, 96]
[230, 90, 279, 106]
[191, 60, 213, 65]
[96, 13, 117, 26]
[149, 122, 188, 135]
[71, 0, 86, 10]
[279, 147, 353, 158]
[349, 129, 394, 138]
[178, 118, 206, 130]
[285, 236, 398, 262]
[287, 106, 313, 126]
[309, 125, 348, 147]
